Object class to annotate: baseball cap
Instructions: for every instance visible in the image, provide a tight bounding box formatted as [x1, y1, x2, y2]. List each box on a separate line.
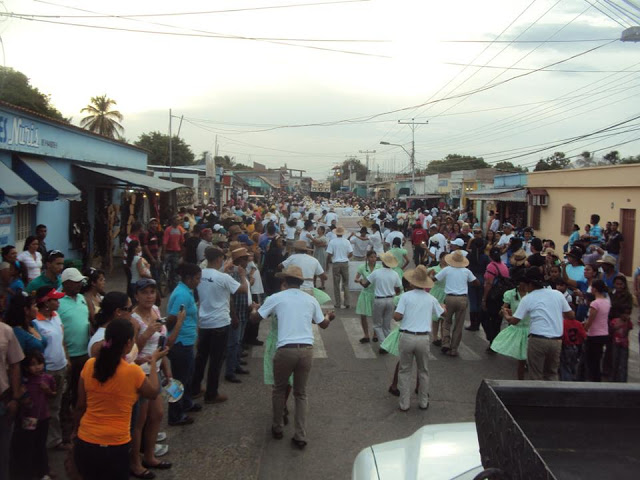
[237, 234, 254, 246]
[450, 238, 465, 247]
[61, 268, 87, 283]
[36, 287, 65, 304]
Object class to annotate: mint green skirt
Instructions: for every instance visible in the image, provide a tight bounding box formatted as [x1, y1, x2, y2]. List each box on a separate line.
[381, 326, 401, 356]
[490, 318, 530, 361]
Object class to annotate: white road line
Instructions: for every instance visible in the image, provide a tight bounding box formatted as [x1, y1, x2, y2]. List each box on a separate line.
[458, 341, 482, 361]
[251, 316, 327, 359]
[341, 317, 377, 359]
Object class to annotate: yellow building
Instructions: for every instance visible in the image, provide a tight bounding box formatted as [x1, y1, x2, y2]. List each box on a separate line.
[527, 164, 640, 276]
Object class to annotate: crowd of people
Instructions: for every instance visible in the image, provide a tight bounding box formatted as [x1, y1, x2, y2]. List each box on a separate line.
[0, 193, 638, 479]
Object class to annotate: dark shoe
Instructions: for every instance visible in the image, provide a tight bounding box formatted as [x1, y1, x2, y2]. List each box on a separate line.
[168, 416, 194, 426]
[432, 339, 442, 347]
[204, 393, 228, 404]
[272, 428, 283, 440]
[246, 339, 264, 346]
[465, 326, 479, 331]
[441, 346, 450, 355]
[239, 360, 248, 366]
[388, 386, 400, 397]
[378, 348, 388, 355]
[359, 337, 370, 344]
[291, 437, 307, 449]
[372, 336, 379, 343]
[142, 461, 172, 470]
[235, 367, 250, 375]
[225, 375, 242, 383]
[130, 469, 155, 479]
[186, 403, 202, 413]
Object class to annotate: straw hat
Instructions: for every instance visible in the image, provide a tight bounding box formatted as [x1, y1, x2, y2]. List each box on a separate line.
[445, 250, 469, 268]
[380, 251, 399, 268]
[404, 265, 434, 289]
[597, 254, 617, 267]
[510, 249, 527, 267]
[541, 247, 558, 258]
[293, 240, 312, 252]
[231, 248, 250, 261]
[335, 226, 346, 236]
[275, 265, 305, 280]
[228, 225, 242, 236]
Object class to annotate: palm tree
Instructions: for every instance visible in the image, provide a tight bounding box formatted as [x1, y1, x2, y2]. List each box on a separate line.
[80, 95, 124, 139]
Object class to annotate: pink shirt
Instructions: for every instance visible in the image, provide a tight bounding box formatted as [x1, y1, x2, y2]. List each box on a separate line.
[484, 261, 509, 282]
[588, 297, 611, 337]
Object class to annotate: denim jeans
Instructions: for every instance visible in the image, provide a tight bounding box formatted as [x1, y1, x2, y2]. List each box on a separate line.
[192, 327, 229, 399]
[167, 343, 195, 423]
[225, 323, 243, 378]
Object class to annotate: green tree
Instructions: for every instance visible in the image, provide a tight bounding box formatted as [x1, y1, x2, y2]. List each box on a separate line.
[80, 95, 124, 139]
[621, 154, 640, 164]
[341, 157, 368, 181]
[0, 66, 66, 121]
[494, 161, 527, 172]
[602, 150, 620, 165]
[425, 154, 489, 174]
[575, 151, 596, 168]
[534, 152, 570, 171]
[134, 131, 195, 166]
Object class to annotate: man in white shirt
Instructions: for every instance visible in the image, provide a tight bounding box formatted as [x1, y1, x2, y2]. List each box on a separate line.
[326, 226, 353, 309]
[349, 227, 371, 260]
[434, 251, 480, 357]
[503, 267, 574, 381]
[280, 241, 327, 292]
[196, 228, 214, 263]
[426, 225, 447, 264]
[324, 208, 338, 226]
[489, 212, 500, 233]
[360, 252, 402, 346]
[497, 223, 514, 263]
[194, 247, 248, 403]
[250, 265, 334, 448]
[394, 265, 443, 411]
[384, 223, 404, 250]
[422, 212, 433, 231]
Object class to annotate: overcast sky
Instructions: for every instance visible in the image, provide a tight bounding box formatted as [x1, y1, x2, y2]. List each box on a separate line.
[3, 0, 640, 179]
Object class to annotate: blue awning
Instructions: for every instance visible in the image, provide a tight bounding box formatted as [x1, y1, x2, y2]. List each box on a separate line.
[0, 161, 38, 206]
[13, 156, 82, 201]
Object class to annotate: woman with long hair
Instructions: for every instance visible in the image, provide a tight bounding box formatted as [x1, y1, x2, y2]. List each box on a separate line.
[449, 223, 461, 241]
[127, 241, 151, 302]
[82, 268, 106, 332]
[130, 279, 173, 476]
[484, 230, 497, 256]
[354, 250, 380, 343]
[583, 280, 611, 382]
[17, 236, 42, 284]
[562, 263, 600, 322]
[6, 292, 47, 355]
[74, 318, 168, 480]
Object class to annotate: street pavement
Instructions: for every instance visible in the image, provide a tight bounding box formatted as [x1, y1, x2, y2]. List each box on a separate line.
[49, 222, 640, 480]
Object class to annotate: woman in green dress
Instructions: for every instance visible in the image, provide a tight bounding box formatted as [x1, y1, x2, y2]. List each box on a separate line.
[427, 252, 448, 346]
[389, 237, 410, 279]
[490, 269, 530, 380]
[354, 250, 380, 343]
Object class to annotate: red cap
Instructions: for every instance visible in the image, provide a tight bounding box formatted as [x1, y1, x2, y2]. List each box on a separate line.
[37, 289, 65, 303]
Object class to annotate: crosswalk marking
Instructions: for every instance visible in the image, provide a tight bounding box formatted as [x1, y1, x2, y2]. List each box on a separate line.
[341, 317, 377, 359]
[251, 316, 328, 359]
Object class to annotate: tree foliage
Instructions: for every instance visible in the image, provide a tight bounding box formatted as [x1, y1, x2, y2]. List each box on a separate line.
[575, 151, 596, 168]
[602, 150, 620, 165]
[0, 66, 66, 121]
[494, 161, 527, 172]
[533, 152, 570, 171]
[134, 131, 195, 166]
[80, 95, 124, 139]
[341, 157, 368, 181]
[425, 154, 489, 174]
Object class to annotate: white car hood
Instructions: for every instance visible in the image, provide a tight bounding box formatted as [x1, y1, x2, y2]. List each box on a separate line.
[353, 422, 481, 480]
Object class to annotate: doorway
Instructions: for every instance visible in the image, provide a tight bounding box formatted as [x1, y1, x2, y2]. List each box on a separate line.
[620, 209, 635, 276]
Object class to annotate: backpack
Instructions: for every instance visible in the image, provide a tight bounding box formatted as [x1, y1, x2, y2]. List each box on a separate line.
[486, 263, 514, 307]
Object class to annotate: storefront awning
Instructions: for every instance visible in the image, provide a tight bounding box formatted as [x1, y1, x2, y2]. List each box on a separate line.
[76, 165, 186, 192]
[527, 188, 548, 196]
[466, 187, 526, 202]
[13, 156, 82, 201]
[0, 161, 38, 206]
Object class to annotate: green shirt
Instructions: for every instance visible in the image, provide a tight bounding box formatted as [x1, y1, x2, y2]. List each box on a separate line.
[26, 273, 62, 295]
[58, 294, 90, 357]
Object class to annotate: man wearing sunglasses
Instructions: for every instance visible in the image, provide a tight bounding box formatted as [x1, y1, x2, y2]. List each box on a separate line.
[26, 250, 65, 295]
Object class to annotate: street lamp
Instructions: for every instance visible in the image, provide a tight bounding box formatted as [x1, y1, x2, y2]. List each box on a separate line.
[380, 141, 414, 194]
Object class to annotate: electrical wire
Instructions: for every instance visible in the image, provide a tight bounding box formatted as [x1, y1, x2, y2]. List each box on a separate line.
[441, 61, 640, 73]
[583, 0, 630, 27]
[603, 0, 640, 23]
[439, 38, 618, 43]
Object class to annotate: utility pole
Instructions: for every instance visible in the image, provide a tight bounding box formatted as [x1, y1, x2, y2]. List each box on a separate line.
[359, 149, 376, 195]
[398, 118, 428, 195]
[168, 109, 173, 181]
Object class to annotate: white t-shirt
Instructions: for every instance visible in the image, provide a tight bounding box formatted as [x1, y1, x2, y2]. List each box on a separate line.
[326, 237, 353, 263]
[435, 266, 476, 295]
[350, 236, 370, 257]
[385, 231, 404, 247]
[17, 251, 42, 282]
[325, 212, 338, 225]
[258, 289, 325, 348]
[368, 231, 384, 254]
[34, 313, 67, 371]
[429, 233, 447, 259]
[422, 215, 433, 230]
[196, 239, 213, 263]
[299, 230, 315, 249]
[497, 233, 514, 263]
[133, 306, 167, 374]
[396, 290, 444, 333]
[88, 327, 105, 358]
[290, 211, 302, 220]
[513, 288, 571, 338]
[248, 261, 264, 295]
[326, 231, 337, 244]
[282, 254, 324, 290]
[197, 268, 241, 328]
[367, 268, 402, 297]
[490, 218, 500, 232]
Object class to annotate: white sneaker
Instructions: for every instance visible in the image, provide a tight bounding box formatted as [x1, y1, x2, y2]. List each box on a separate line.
[155, 443, 169, 457]
[156, 431, 167, 442]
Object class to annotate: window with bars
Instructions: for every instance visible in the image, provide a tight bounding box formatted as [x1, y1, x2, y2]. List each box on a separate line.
[15, 204, 34, 247]
[561, 204, 575, 236]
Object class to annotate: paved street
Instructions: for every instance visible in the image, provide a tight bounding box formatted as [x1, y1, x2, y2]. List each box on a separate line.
[51, 225, 640, 480]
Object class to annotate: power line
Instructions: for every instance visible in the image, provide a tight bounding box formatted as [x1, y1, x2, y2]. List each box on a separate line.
[440, 38, 617, 43]
[441, 61, 640, 73]
[583, 0, 630, 27]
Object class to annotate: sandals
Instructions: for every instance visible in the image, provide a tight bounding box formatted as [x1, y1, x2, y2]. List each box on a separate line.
[130, 470, 155, 479]
[142, 461, 172, 470]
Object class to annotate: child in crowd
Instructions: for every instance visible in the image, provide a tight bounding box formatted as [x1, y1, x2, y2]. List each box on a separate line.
[554, 279, 574, 309]
[559, 315, 587, 381]
[11, 351, 56, 480]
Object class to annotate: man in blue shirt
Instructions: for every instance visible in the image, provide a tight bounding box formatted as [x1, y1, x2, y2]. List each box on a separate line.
[589, 214, 603, 245]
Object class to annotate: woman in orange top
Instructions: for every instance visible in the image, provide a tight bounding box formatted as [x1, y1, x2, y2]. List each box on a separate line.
[74, 318, 168, 480]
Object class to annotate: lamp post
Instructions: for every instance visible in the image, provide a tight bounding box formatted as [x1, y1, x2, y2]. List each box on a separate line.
[380, 141, 413, 194]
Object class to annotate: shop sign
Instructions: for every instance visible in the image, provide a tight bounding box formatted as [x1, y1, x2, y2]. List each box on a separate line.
[0, 115, 58, 150]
